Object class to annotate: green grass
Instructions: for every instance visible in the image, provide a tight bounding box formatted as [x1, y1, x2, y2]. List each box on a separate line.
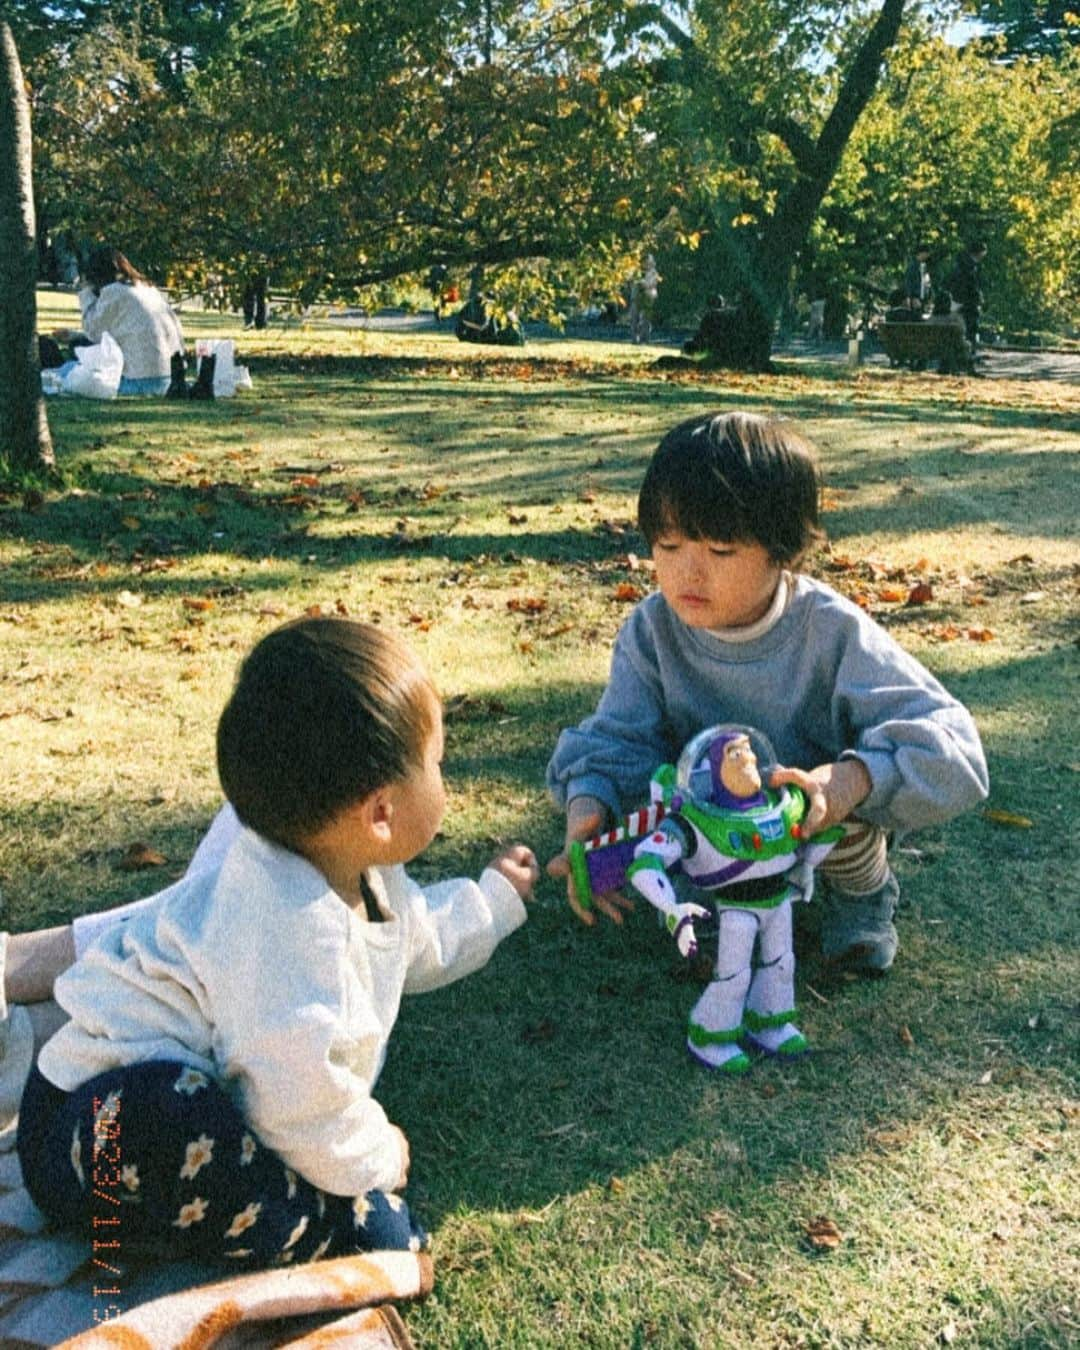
[3, 297, 1078, 1346]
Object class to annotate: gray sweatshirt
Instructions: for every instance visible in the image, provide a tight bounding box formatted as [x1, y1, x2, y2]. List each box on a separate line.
[547, 578, 988, 833]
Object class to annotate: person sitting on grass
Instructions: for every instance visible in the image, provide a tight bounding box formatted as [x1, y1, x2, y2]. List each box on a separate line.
[5, 616, 538, 1266]
[545, 412, 988, 1064]
[51, 244, 185, 396]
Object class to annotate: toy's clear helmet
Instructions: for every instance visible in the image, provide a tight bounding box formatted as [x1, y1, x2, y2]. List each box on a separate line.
[675, 724, 778, 812]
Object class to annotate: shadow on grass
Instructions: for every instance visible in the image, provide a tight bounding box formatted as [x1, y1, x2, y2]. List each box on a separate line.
[378, 652, 1077, 1227]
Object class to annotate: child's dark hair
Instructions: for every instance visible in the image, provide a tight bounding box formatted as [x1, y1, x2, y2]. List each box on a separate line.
[637, 411, 823, 565]
[217, 617, 437, 850]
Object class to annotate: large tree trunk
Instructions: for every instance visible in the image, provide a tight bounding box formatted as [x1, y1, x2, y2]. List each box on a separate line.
[0, 21, 53, 474]
[705, 0, 908, 371]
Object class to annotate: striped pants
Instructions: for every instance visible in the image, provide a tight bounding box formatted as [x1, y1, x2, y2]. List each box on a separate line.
[818, 820, 890, 895]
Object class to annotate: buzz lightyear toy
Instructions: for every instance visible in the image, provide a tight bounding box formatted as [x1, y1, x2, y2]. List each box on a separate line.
[568, 726, 843, 1075]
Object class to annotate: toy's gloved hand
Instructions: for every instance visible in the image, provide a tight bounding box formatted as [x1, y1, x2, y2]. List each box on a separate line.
[661, 901, 711, 960]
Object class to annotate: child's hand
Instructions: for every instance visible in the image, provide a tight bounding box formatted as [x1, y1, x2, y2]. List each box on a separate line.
[488, 843, 540, 900]
[769, 758, 872, 834]
[389, 1125, 411, 1191]
[545, 796, 636, 927]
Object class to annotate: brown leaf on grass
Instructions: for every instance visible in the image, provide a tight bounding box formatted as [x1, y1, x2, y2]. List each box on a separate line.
[877, 586, 907, 603]
[117, 842, 167, 871]
[906, 582, 934, 605]
[967, 627, 995, 642]
[983, 808, 1034, 829]
[407, 614, 432, 631]
[507, 512, 528, 525]
[898, 1024, 915, 1047]
[507, 596, 547, 614]
[607, 1176, 625, 1194]
[804, 1216, 844, 1249]
[182, 597, 215, 612]
[614, 582, 646, 602]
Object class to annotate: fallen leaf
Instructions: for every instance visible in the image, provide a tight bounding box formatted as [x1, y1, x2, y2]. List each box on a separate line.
[607, 1177, 625, 1194]
[877, 586, 907, 603]
[614, 582, 645, 602]
[804, 1216, 843, 1249]
[182, 597, 215, 612]
[983, 808, 1034, 829]
[967, 627, 995, 641]
[507, 596, 547, 614]
[117, 842, 167, 871]
[906, 582, 934, 605]
[898, 1024, 915, 1047]
[508, 512, 528, 525]
[121, 516, 142, 531]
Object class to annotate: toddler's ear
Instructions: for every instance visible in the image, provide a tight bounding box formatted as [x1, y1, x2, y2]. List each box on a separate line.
[364, 789, 395, 844]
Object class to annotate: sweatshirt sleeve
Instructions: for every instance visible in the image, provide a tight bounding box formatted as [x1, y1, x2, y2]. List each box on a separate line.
[391, 865, 527, 996]
[78, 286, 117, 343]
[546, 605, 674, 817]
[831, 612, 989, 831]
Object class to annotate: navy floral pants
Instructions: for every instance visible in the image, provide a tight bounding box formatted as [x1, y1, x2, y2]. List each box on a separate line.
[17, 1062, 428, 1267]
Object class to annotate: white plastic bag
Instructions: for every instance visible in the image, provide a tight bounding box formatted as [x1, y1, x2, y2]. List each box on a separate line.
[195, 338, 239, 397]
[63, 332, 123, 399]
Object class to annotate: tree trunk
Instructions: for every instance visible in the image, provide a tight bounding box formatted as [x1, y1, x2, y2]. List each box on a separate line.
[0, 21, 53, 474]
[709, 0, 908, 371]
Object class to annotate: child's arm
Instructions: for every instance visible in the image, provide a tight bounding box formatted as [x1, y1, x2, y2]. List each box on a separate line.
[393, 846, 536, 996]
[546, 604, 676, 821]
[768, 758, 871, 834]
[829, 623, 989, 830]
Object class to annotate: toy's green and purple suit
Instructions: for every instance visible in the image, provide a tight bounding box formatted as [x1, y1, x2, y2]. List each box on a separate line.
[570, 726, 842, 1075]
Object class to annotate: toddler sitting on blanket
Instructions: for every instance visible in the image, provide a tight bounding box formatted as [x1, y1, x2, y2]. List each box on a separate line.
[8, 616, 537, 1266]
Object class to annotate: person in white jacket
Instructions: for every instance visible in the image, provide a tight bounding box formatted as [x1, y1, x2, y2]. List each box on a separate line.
[53, 245, 184, 395]
[12, 616, 538, 1266]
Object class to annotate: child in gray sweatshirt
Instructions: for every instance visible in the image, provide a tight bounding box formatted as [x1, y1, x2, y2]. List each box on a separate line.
[546, 411, 988, 976]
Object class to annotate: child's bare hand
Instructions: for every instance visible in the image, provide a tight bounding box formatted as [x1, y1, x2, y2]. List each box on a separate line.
[389, 1125, 410, 1191]
[769, 758, 872, 834]
[545, 796, 635, 927]
[488, 843, 540, 900]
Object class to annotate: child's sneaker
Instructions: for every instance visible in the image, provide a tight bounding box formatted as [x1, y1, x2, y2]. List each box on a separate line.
[820, 872, 899, 974]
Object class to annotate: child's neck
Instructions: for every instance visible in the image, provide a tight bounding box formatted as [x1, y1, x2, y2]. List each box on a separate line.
[708, 570, 792, 642]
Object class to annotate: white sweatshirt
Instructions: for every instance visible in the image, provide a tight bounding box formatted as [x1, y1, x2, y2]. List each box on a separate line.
[41, 810, 526, 1198]
[79, 282, 184, 379]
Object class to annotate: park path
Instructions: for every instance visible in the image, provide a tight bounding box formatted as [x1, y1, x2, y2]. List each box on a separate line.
[336, 309, 1079, 384]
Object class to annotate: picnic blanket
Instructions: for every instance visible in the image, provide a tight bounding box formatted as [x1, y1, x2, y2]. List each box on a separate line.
[0, 1123, 432, 1348]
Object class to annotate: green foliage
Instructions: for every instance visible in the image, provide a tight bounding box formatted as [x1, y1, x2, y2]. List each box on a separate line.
[810, 33, 1080, 333]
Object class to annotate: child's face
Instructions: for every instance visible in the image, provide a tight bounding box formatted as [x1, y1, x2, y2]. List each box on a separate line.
[651, 530, 782, 630]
